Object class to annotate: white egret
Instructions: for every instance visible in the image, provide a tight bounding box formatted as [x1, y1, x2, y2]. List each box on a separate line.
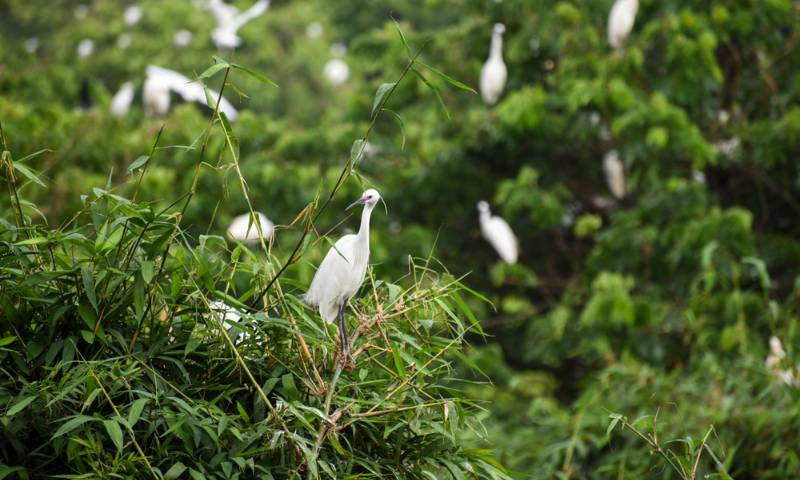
[306, 21, 324, 39]
[479, 23, 507, 105]
[142, 65, 239, 120]
[323, 43, 350, 86]
[603, 149, 627, 199]
[305, 189, 382, 359]
[25, 37, 39, 54]
[608, 0, 639, 53]
[766, 336, 799, 387]
[206, 0, 270, 50]
[110, 82, 135, 118]
[174, 29, 193, 47]
[77, 39, 95, 59]
[227, 212, 274, 243]
[477, 201, 518, 264]
[209, 300, 251, 342]
[124, 4, 143, 26]
[74, 4, 89, 20]
[117, 33, 132, 49]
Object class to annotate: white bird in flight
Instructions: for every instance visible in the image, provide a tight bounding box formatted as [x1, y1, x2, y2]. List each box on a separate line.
[480, 23, 507, 105]
[323, 43, 350, 86]
[227, 211, 274, 243]
[608, 0, 639, 53]
[142, 65, 239, 120]
[478, 200, 518, 264]
[305, 189, 382, 360]
[603, 149, 627, 199]
[206, 0, 270, 50]
[110, 82, 135, 118]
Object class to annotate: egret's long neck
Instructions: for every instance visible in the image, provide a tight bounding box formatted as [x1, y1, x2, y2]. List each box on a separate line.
[357, 204, 374, 250]
[490, 33, 503, 59]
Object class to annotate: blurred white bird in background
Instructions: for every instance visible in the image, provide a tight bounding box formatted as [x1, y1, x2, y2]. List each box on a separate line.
[142, 65, 239, 120]
[77, 39, 95, 59]
[117, 33, 132, 49]
[206, 0, 270, 50]
[608, 0, 639, 53]
[110, 82, 135, 118]
[306, 21, 324, 39]
[766, 336, 799, 387]
[480, 23, 507, 105]
[25, 37, 39, 54]
[603, 149, 627, 199]
[124, 4, 143, 26]
[305, 189, 382, 360]
[227, 212, 274, 243]
[74, 4, 89, 20]
[174, 29, 194, 47]
[323, 43, 350, 86]
[477, 200, 518, 264]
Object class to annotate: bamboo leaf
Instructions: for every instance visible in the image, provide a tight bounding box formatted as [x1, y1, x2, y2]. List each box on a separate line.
[371, 82, 397, 117]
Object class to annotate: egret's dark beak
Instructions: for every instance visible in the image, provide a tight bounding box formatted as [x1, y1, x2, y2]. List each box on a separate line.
[346, 196, 367, 210]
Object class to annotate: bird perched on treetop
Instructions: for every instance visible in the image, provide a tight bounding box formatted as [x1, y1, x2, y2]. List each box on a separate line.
[305, 189, 382, 362]
[478, 201, 518, 264]
[480, 23, 507, 105]
[607, 0, 639, 53]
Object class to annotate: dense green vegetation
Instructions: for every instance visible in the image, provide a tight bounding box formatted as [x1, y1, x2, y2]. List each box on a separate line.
[3, 0, 800, 478]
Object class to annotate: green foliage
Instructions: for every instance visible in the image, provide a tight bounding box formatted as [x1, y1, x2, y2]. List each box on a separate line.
[3, 0, 800, 478]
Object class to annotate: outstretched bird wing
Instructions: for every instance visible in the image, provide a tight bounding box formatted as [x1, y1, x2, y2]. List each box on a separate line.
[145, 65, 239, 121]
[232, 0, 270, 31]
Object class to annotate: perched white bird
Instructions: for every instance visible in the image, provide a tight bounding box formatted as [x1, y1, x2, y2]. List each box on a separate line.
[206, 0, 270, 50]
[116, 33, 132, 49]
[110, 82, 135, 118]
[25, 37, 39, 54]
[603, 149, 627, 199]
[323, 43, 350, 86]
[209, 300, 251, 342]
[142, 65, 239, 120]
[174, 29, 193, 47]
[479, 23, 507, 105]
[305, 189, 382, 358]
[477, 200, 519, 264]
[124, 4, 143, 26]
[607, 0, 639, 53]
[77, 39, 95, 59]
[306, 21, 324, 39]
[227, 212, 274, 243]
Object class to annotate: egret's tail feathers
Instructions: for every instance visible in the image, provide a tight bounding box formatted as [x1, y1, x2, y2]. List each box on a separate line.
[320, 302, 338, 325]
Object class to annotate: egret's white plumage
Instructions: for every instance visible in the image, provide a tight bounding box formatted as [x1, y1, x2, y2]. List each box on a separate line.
[124, 4, 143, 26]
[227, 211, 274, 243]
[479, 23, 507, 105]
[603, 149, 627, 199]
[306, 22, 323, 39]
[110, 82, 135, 118]
[478, 201, 518, 264]
[142, 65, 239, 120]
[306, 189, 382, 357]
[77, 39, 95, 59]
[117, 33, 132, 49]
[206, 0, 270, 50]
[608, 0, 639, 52]
[174, 29, 193, 47]
[25, 37, 39, 54]
[209, 300, 251, 342]
[323, 43, 350, 86]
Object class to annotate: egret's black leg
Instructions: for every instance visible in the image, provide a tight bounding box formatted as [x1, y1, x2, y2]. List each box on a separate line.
[337, 302, 349, 357]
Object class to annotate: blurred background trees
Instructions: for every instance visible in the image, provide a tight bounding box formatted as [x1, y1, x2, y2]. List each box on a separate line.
[2, 0, 800, 477]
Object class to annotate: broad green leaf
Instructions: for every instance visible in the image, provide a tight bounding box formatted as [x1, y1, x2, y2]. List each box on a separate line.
[127, 398, 148, 428]
[52, 415, 97, 438]
[6, 395, 36, 417]
[371, 82, 397, 117]
[127, 155, 150, 174]
[81, 267, 97, 311]
[164, 462, 188, 480]
[103, 419, 124, 452]
[13, 162, 46, 187]
[199, 62, 229, 80]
